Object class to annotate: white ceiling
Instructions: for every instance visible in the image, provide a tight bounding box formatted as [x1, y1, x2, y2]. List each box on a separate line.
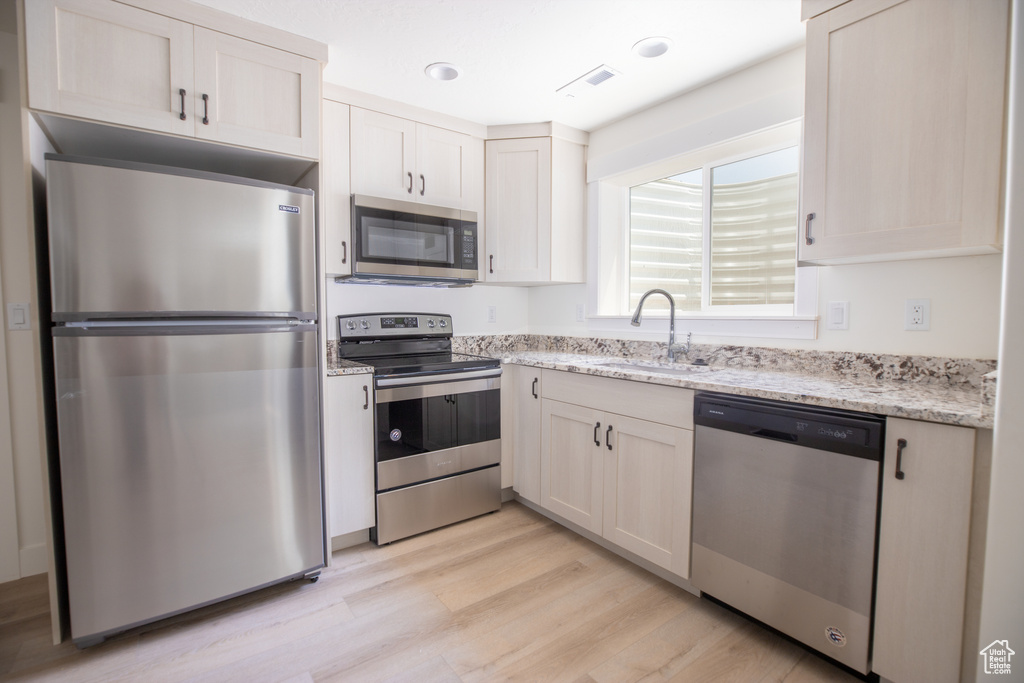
[191, 0, 805, 132]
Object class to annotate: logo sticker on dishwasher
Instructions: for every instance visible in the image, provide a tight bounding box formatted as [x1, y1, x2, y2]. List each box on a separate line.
[390, 429, 402, 442]
[825, 626, 847, 647]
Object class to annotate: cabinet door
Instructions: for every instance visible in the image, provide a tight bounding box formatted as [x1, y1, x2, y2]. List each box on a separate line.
[193, 28, 320, 159]
[323, 100, 351, 276]
[324, 376, 375, 540]
[874, 418, 975, 683]
[350, 109, 417, 201]
[416, 124, 472, 208]
[25, 0, 194, 136]
[603, 416, 693, 578]
[485, 137, 552, 282]
[540, 399, 603, 533]
[799, 0, 1007, 263]
[510, 367, 542, 503]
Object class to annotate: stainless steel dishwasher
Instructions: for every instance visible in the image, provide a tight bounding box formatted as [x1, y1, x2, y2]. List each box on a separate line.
[691, 392, 884, 675]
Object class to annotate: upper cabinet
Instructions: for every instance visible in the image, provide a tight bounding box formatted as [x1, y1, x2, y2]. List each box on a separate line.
[25, 0, 323, 159]
[799, 0, 1009, 264]
[484, 134, 586, 284]
[350, 107, 483, 210]
[322, 100, 351, 277]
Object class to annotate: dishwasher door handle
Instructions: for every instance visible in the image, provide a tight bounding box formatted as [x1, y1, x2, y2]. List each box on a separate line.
[751, 427, 798, 443]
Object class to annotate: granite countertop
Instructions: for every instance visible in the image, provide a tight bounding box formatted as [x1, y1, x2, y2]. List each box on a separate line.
[326, 358, 373, 377]
[500, 351, 992, 429]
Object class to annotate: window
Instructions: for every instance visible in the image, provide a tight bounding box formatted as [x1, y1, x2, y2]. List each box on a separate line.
[628, 146, 799, 314]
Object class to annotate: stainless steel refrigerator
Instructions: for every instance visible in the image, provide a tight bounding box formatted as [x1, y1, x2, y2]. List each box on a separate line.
[45, 155, 325, 647]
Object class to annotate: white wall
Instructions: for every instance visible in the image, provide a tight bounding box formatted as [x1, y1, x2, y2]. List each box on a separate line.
[324, 281, 529, 339]
[0, 19, 49, 579]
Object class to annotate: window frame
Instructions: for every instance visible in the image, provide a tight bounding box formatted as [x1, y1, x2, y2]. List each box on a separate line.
[590, 121, 818, 340]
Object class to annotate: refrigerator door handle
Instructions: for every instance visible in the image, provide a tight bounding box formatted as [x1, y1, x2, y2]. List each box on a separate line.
[55, 320, 316, 336]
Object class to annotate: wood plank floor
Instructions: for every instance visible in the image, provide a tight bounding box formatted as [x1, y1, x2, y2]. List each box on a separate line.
[0, 502, 862, 682]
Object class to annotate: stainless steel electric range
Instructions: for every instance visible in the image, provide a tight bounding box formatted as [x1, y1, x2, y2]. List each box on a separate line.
[336, 313, 502, 544]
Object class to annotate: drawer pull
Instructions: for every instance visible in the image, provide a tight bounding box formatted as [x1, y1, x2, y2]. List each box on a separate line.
[593, 422, 601, 447]
[606, 425, 613, 451]
[895, 438, 907, 480]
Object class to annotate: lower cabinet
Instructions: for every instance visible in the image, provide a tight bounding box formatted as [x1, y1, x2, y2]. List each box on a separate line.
[873, 418, 976, 683]
[503, 364, 542, 501]
[324, 374, 375, 542]
[533, 369, 694, 579]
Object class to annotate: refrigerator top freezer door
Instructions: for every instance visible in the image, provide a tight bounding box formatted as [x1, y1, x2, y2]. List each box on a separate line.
[46, 155, 317, 320]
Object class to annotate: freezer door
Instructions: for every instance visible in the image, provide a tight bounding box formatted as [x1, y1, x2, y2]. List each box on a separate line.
[53, 325, 324, 642]
[46, 157, 316, 319]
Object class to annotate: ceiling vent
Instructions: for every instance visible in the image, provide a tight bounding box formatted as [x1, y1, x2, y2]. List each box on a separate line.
[556, 64, 622, 99]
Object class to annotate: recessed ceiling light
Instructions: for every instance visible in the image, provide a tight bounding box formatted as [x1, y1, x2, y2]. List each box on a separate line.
[425, 62, 461, 81]
[632, 36, 672, 59]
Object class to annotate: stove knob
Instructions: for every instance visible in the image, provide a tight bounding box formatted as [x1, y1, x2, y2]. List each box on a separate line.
[345, 320, 356, 331]
[439, 319, 448, 328]
[427, 319, 436, 328]
[359, 319, 370, 330]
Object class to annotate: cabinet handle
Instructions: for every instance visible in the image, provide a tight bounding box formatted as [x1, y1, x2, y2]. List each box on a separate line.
[593, 422, 601, 447]
[606, 425, 613, 451]
[531, 377, 538, 399]
[201, 93, 210, 125]
[895, 438, 907, 480]
[178, 89, 187, 121]
[363, 385, 369, 410]
[489, 255, 494, 274]
[407, 172, 413, 194]
[420, 174, 425, 196]
[804, 212, 816, 246]
[342, 241, 347, 264]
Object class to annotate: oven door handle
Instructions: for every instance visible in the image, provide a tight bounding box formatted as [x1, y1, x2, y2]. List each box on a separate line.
[375, 374, 501, 404]
[375, 367, 502, 388]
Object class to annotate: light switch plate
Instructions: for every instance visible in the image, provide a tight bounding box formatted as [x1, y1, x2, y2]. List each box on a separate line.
[7, 303, 30, 330]
[826, 301, 849, 330]
[487, 305, 497, 323]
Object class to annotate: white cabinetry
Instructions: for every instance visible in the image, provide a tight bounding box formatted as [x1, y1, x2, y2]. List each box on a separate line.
[484, 136, 585, 283]
[26, 0, 321, 158]
[873, 418, 976, 683]
[799, 0, 1008, 264]
[504, 365, 542, 503]
[322, 100, 351, 276]
[350, 108, 482, 210]
[538, 370, 693, 577]
[324, 375, 375, 543]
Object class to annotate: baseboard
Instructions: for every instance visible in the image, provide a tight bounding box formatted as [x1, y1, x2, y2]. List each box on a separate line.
[330, 529, 370, 553]
[20, 542, 48, 577]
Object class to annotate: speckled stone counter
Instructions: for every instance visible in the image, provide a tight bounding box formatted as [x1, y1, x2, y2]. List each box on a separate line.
[451, 335, 996, 429]
[324, 342, 373, 377]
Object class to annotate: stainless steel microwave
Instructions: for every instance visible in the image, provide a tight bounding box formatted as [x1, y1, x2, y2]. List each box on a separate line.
[344, 195, 479, 286]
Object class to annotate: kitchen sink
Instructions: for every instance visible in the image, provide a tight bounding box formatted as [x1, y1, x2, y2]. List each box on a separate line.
[590, 361, 714, 376]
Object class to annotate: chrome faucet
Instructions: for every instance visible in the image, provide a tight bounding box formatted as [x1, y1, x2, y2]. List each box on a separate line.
[630, 288, 691, 361]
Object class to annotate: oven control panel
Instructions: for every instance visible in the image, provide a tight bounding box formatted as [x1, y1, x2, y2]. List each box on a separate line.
[337, 313, 452, 339]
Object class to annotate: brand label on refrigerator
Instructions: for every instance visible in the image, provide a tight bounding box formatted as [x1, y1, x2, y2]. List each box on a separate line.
[278, 204, 300, 214]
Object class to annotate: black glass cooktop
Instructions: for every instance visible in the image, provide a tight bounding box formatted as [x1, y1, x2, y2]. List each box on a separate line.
[364, 352, 499, 377]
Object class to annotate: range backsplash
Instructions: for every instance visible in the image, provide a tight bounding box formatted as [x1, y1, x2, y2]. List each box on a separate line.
[450, 334, 997, 390]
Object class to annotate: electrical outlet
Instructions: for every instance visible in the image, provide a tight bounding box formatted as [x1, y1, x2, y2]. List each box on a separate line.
[487, 305, 497, 323]
[905, 298, 930, 331]
[575, 303, 585, 322]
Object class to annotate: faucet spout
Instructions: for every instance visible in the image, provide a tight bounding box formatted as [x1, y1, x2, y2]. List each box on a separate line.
[631, 288, 689, 361]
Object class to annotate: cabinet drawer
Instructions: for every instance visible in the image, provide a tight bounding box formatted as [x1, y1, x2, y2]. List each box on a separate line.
[541, 369, 693, 429]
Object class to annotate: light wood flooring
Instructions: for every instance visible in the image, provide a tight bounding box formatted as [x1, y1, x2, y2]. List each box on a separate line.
[0, 502, 862, 682]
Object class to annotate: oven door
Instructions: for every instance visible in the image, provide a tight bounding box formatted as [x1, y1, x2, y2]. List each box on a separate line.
[374, 370, 500, 491]
[352, 195, 478, 281]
